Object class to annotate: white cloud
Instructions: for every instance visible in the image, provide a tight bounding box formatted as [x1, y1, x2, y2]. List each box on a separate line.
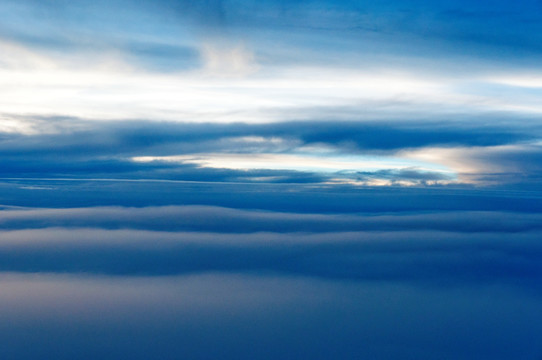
[488, 75, 542, 88]
[199, 42, 259, 77]
[2, 39, 542, 134]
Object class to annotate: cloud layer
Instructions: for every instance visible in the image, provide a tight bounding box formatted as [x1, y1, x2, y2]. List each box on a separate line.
[2, 1, 542, 359]
[1, 117, 541, 187]
[0, 195, 541, 359]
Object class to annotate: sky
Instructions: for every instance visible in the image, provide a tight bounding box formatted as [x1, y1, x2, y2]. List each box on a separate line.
[1, 1, 542, 359]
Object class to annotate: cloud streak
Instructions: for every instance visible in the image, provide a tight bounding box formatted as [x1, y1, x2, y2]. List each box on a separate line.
[1, 117, 539, 187]
[0, 225, 542, 281]
[2, 205, 542, 233]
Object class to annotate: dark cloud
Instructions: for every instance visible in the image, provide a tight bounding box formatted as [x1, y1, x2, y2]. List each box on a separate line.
[1, 117, 539, 187]
[1, 117, 532, 155]
[287, 121, 530, 151]
[0, 225, 542, 281]
[353, 168, 453, 183]
[2, 180, 542, 213]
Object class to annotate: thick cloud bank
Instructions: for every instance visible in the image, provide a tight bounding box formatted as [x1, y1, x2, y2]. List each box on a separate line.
[0, 183, 541, 359]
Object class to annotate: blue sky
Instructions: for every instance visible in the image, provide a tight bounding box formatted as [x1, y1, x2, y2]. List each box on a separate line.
[1, 1, 542, 359]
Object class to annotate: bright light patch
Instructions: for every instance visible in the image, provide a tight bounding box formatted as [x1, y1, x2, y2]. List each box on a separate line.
[489, 76, 542, 88]
[401, 143, 542, 185]
[132, 153, 454, 175]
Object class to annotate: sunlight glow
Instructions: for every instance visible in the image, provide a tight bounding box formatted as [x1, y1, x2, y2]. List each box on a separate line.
[132, 153, 454, 175]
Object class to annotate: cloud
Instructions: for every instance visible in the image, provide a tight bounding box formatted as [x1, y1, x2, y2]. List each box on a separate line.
[1, 117, 539, 187]
[5, 29, 542, 124]
[0, 224, 541, 281]
[2, 2, 542, 359]
[355, 168, 452, 182]
[3, 179, 542, 213]
[2, 117, 531, 153]
[403, 143, 542, 187]
[199, 42, 259, 77]
[0, 271, 540, 360]
[4, 0, 542, 77]
[0, 224, 541, 360]
[2, 205, 542, 234]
